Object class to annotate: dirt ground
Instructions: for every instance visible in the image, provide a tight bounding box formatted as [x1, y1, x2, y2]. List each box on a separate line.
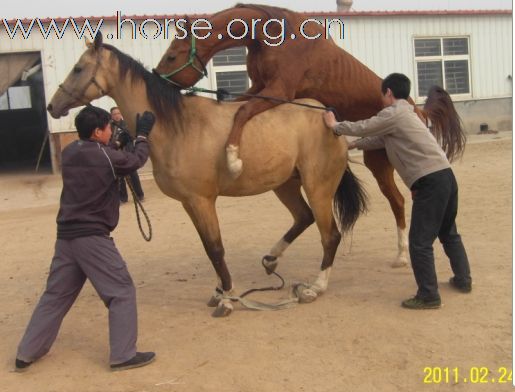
[1, 132, 512, 391]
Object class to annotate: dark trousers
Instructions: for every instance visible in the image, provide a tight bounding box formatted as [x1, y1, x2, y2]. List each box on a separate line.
[409, 168, 471, 300]
[120, 171, 144, 202]
[17, 236, 138, 365]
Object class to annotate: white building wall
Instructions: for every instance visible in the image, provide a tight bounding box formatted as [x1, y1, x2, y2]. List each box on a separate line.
[0, 19, 179, 134]
[0, 12, 511, 134]
[331, 13, 512, 102]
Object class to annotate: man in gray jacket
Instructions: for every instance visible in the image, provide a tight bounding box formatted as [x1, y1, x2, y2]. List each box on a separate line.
[15, 106, 156, 371]
[323, 73, 472, 309]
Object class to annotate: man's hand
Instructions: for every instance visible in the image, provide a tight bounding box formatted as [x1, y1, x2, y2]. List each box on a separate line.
[347, 140, 358, 150]
[323, 110, 338, 130]
[136, 111, 156, 138]
[115, 130, 131, 149]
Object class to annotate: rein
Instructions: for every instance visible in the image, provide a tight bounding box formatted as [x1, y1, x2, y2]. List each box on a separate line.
[157, 35, 208, 85]
[184, 86, 340, 118]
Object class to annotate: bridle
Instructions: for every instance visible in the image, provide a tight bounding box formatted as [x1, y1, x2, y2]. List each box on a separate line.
[57, 47, 107, 107]
[156, 34, 208, 87]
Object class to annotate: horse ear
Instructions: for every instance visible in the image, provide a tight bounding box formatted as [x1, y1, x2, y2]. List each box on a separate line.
[93, 32, 103, 49]
[85, 37, 93, 48]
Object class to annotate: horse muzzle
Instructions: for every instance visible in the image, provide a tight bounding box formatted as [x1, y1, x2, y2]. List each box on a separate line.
[47, 102, 69, 119]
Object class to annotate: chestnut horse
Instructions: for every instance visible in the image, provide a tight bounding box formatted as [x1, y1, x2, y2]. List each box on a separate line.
[154, 3, 466, 268]
[46, 33, 367, 317]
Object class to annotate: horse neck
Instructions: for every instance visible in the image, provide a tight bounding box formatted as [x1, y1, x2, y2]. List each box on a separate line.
[108, 69, 203, 133]
[198, 9, 267, 59]
[108, 75, 172, 138]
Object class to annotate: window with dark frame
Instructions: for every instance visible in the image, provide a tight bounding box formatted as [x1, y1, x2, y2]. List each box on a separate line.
[212, 47, 249, 96]
[0, 86, 32, 110]
[414, 37, 470, 97]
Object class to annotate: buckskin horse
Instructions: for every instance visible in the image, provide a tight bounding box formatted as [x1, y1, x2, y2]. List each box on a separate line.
[154, 3, 466, 268]
[46, 33, 367, 317]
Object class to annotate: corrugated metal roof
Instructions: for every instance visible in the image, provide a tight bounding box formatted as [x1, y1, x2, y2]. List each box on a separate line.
[7, 9, 512, 24]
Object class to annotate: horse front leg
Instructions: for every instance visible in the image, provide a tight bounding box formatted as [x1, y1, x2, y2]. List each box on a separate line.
[182, 198, 234, 317]
[226, 88, 293, 178]
[363, 149, 409, 268]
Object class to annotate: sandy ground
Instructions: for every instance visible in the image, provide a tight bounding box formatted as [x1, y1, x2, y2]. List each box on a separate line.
[1, 132, 512, 392]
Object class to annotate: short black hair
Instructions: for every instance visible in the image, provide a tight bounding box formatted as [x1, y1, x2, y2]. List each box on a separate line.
[75, 106, 111, 139]
[381, 73, 411, 99]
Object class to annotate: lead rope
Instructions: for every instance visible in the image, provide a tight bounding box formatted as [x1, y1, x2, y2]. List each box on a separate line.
[239, 258, 286, 298]
[185, 86, 340, 118]
[125, 175, 152, 241]
[216, 259, 305, 312]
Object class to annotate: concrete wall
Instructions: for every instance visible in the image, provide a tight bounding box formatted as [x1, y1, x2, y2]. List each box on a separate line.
[454, 97, 512, 134]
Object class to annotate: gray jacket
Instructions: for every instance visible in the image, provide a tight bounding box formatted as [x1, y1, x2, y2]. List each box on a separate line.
[333, 99, 450, 188]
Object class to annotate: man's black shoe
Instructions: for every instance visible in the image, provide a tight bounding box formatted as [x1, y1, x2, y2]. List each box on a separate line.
[401, 296, 441, 309]
[110, 352, 156, 371]
[449, 277, 472, 293]
[15, 358, 32, 372]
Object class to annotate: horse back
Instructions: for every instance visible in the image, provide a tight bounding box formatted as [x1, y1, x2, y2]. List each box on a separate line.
[222, 98, 346, 195]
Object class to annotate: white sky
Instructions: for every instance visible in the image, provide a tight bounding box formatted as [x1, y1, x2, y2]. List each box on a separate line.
[1, 0, 512, 19]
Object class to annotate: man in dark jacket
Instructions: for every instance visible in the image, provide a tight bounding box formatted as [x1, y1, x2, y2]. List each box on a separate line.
[15, 106, 156, 372]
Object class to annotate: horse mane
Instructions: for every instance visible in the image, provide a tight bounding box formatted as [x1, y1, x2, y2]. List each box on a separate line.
[234, 3, 291, 20]
[102, 43, 183, 125]
[424, 85, 466, 162]
[234, 3, 293, 34]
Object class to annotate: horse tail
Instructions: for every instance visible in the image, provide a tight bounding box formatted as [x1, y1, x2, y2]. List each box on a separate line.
[333, 165, 368, 233]
[424, 85, 467, 162]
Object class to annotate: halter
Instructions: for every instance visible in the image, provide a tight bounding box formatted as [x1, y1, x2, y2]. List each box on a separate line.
[58, 48, 107, 106]
[157, 34, 208, 86]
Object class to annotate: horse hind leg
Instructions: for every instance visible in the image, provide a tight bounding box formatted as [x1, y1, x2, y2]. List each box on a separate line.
[262, 178, 315, 274]
[295, 181, 342, 303]
[182, 198, 234, 317]
[226, 90, 293, 178]
[363, 150, 409, 268]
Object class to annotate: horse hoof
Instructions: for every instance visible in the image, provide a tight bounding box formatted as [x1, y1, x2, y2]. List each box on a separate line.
[207, 295, 222, 307]
[211, 300, 233, 317]
[298, 288, 318, 303]
[262, 255, 278, 275]
[391, 258, 408, 268]
[309, 283, 325, 295]
[292, 284, 318, 303]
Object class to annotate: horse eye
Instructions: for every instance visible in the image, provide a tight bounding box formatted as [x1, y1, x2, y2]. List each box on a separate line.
[167, 55, 176, 62]
[73, 66, 82, 73]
